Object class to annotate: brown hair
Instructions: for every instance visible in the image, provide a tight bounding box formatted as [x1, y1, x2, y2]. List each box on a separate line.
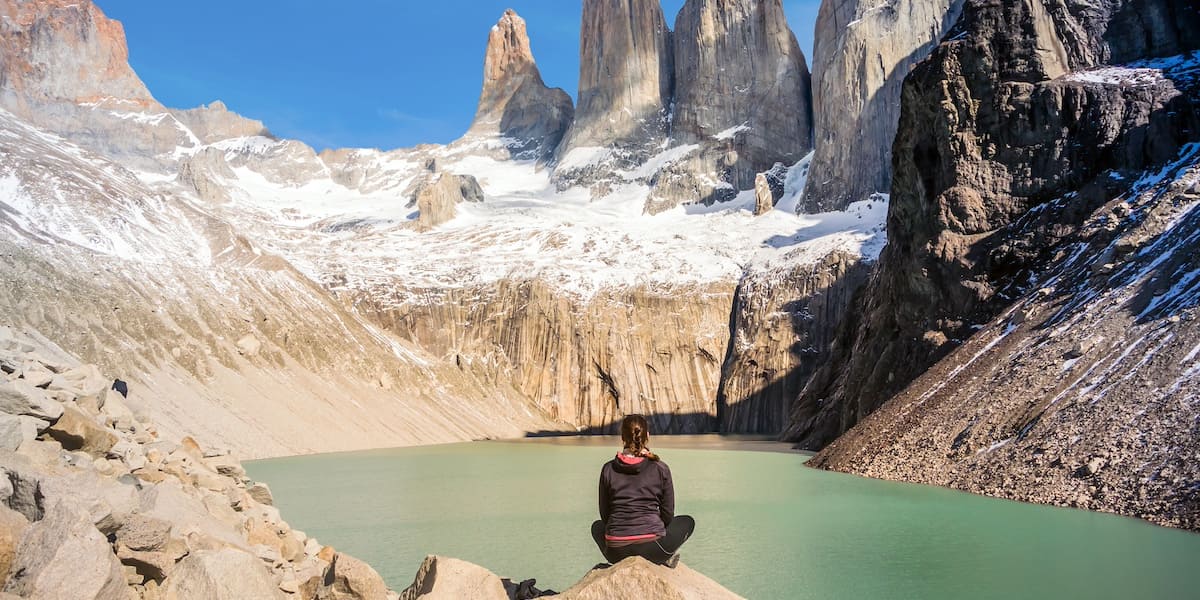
[620, 414, 659, 461]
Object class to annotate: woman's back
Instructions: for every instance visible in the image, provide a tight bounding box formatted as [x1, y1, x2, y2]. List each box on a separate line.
[599, 453, 674, 541]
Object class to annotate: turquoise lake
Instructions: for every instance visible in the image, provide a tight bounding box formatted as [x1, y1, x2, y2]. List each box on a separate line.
[246, 436, 1200, 599]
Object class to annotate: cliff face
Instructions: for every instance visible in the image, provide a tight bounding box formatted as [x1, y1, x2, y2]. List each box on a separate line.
[554, 0, 674, 171]
[718, 251, 868, 433]
[652, 0, 813, 213]
[800, 0, 963, 212]
[787, 0, 1200, 450]
[361, 281, 735, 433]
[811, 142, 1200, 530]
[465, 9, 574, 159]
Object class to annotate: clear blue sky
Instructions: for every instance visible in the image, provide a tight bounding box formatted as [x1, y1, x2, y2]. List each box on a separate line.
[96, 1, 820, 151]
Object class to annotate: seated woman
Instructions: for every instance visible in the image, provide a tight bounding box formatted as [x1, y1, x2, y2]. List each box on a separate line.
[590, 414, 695, 567]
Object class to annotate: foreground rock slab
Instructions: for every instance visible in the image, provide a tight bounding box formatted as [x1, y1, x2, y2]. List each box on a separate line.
[401, 555, 743, 600]
[2, 502, 127, 600]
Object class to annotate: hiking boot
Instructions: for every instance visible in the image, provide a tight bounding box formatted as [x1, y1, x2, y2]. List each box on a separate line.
[665, 553, 680, 569]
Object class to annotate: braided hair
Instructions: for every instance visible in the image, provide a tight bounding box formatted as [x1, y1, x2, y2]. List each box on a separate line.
[620, 414, 660, 461]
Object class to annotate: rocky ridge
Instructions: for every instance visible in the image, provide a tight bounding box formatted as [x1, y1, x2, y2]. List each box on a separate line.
[0, 326, 401, 599]
[784, 0, 1200, 529]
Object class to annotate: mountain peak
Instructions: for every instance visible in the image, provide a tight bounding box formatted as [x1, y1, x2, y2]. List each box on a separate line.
[466, 8, 573, 159]
[0, 0, 155, 107]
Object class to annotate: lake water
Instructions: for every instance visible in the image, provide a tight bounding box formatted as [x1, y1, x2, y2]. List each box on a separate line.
[246, 436, 1200, 599]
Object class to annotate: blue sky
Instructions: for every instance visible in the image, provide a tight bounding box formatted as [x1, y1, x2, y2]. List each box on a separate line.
[96, 1, 820, 151]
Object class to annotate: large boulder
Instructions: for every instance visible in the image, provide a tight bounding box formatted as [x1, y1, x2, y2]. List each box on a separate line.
[319, 552, 390, 600]
[400, 555, 508, 600]
[45, 404, 118, 455]
[0, 415, 40, 452]
[558, 558, 744, 600]
[161, 548, 285, 600]
[415, 174, 485, 231]
[2, 502, 128, 600]
[0, 380, 63, 421]
[46, 364, 109, 400]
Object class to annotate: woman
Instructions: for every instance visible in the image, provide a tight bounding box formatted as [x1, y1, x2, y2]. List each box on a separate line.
[590, 414, 695, 567]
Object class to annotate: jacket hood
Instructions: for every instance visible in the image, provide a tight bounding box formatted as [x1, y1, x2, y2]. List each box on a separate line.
[612, 452, 650, 474]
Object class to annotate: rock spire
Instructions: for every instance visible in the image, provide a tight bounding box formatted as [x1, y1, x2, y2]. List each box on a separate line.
[467, 9, 574, 159]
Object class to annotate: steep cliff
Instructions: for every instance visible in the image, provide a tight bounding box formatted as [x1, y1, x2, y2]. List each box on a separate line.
[811, 141, 1200, 530]
[464, 9, 574, 160]
[786, 0, 1200, 451]
[360, 280, 735, 433]
[646, 0, 813, 213]
[800, 0, 963, 212]
[554, 0, 674, 189]
[718, 251, 868, 433]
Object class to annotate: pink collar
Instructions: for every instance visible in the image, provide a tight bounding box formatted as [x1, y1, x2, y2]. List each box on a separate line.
[616, 453, 645, 465]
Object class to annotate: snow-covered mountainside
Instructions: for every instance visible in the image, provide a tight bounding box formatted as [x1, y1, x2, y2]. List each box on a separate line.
[0, 0, 886, 451]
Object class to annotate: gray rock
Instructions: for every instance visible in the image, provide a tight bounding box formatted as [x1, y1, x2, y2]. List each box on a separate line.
[801, 0, 964, 212]
[236, 335, 263, 357]
[554, 0, 674, 184]
[663, 0, 813, 211]
[0, 380, 64, 421]
[116, 514, 175, 552]
[753, 173, 774, 216]
[464, 10, 574, 159]
[319, 552, 390, 600]
[2, 502, 128, 600]
[161, 548, 285, 600]
[399, 555, 508, 600]
[246, 482, 274, 506]
[0, 415, 39, 452]
[46, 364, 109, 400]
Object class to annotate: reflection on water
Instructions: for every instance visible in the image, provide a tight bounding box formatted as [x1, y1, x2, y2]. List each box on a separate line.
[247, 437, 1200, 599]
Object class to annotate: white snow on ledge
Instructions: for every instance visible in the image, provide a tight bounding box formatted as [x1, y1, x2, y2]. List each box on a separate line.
[1063, 50, 1200, 87]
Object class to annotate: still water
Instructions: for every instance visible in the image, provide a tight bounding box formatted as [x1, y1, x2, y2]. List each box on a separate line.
[246, 436, 1200, 599]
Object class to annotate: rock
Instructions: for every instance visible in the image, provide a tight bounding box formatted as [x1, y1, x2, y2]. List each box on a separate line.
[161, 548, 285, 600]
[15, 362, 53, 388]
[46, 404, 118, 455]
[0, 505, 29, 585]
[170, 101, 269, 145]
[247, 482, 274, 506]
[415, 173, 484, 231]
[660, 0, 813, 211]
[205, 455, 246, 479]
[753, 173, 774, 216]
[557, 557, 744, 599]
[801, 0, 965, 212]
[0, 414, 39, 451]
[117, 544, 183, 583]
[464, 9, 574, 159]
[46, 364, 109, 400]
[236, 335, 263, 357]
[785, 0, 1200, 448]
[399, 555, 508, 600]
[319, 552, 390, 600]
[138, 481, 245, 548]
[116, 514, 175, 552]
[2, 502, 128, 600]
[0, 380, 64, 421]
[554, 0, 674, 184]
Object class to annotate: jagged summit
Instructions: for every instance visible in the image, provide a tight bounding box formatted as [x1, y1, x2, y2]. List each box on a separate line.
[0, 0, 155, 107]
[466, 8, 574, 159]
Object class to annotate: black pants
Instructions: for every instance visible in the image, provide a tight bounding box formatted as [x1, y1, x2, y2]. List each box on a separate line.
[591, 515, 696, 565]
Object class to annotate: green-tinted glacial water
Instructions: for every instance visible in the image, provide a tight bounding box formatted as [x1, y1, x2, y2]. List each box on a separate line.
[246, 437, 1200, 599]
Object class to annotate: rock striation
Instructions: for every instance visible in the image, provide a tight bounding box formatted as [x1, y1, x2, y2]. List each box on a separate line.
[415, 173, 485, 231]
[786, 0, 1200, 451]
[800, 0, 964, 212]
[651, 0, 813, 212]
[401, 556, 744, 600]
[361, 280, 734, 433]
[465, 9, 574, 160]
[718, 251, 869, 433]
[0, 329, 400, 598]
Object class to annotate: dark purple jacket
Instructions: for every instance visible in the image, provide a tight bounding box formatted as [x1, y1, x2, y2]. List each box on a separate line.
[598, 453, 674, 542]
